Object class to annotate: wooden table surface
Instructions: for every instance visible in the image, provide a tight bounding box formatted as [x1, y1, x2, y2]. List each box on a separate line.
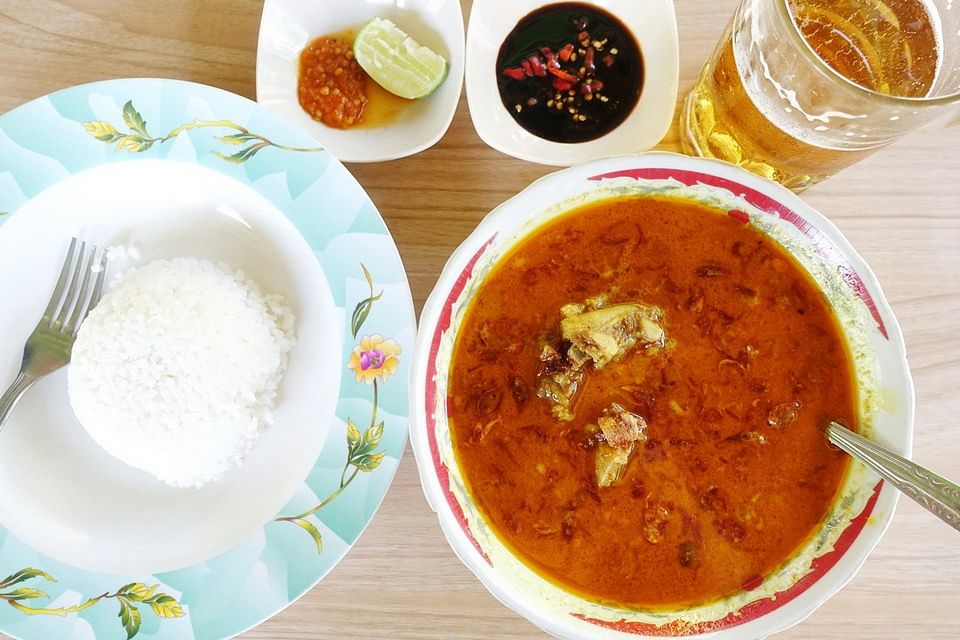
[1, 1, 958, 638]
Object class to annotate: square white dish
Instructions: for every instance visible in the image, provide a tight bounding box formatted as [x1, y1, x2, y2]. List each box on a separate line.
[256, 0, 465, 163]
[466, 0, 678, 166]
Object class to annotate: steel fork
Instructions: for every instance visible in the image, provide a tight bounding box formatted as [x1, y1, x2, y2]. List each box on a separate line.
[0, 238, 107, 430]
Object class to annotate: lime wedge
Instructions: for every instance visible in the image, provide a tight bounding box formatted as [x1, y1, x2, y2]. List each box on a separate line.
[353, 17, 448, 99]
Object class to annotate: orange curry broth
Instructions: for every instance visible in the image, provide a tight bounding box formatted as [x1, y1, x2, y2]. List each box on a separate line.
[447, 196, 854, 608]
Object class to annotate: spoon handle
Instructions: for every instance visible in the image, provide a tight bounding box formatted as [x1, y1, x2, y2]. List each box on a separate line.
[826, 422, 960, 533]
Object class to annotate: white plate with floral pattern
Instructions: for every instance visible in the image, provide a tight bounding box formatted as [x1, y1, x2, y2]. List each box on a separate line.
[0, 78, 415, 640]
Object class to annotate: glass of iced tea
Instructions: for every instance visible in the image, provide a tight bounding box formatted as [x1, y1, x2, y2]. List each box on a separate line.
[682, 0, 960, 191]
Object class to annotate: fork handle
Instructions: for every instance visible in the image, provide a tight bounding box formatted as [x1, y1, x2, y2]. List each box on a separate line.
[0, 372, 37, 431]
[826, 421, 960, 533]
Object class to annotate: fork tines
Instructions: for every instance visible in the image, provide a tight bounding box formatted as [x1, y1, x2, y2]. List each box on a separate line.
[43, 237, 108, 335]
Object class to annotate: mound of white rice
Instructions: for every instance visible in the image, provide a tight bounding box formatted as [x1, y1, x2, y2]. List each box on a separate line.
[68, 257, 295, 488]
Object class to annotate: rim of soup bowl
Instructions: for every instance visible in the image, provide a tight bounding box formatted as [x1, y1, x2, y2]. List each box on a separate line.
[409, 151, 914, 640]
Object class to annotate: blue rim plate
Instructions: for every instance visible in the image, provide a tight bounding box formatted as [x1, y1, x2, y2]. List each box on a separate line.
[0, 78, 414, 640]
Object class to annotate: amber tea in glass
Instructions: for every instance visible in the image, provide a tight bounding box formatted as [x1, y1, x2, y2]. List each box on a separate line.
[683, 0, 960, 191]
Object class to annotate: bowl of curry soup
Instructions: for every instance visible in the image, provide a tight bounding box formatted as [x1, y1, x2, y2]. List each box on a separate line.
[410, 152, 913, 639]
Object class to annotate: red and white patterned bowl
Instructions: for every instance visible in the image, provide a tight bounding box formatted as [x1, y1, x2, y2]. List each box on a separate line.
[409, 152, 914, 639]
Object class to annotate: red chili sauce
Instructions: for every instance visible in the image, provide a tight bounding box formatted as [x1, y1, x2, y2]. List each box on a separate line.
[297, 33, 411, 130]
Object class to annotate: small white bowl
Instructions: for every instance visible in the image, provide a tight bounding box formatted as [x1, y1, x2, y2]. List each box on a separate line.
[466, 0, 679, 166]
[256, 0, 464, 163]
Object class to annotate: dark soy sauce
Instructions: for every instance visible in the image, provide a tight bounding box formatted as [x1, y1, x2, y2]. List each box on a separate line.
[496, 3, 643, 144]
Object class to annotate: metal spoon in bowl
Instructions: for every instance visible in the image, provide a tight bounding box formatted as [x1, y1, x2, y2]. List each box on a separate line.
[826, 422, 960, 533]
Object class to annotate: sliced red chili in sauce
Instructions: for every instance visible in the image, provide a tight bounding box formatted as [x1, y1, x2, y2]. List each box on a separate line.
[496, 3, 643, 143]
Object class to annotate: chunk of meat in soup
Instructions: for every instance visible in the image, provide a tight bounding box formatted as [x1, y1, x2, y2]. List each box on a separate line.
[536, 297, 665, 421]
[561, 300, 665, 369]
[594, 403, 648, 488]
